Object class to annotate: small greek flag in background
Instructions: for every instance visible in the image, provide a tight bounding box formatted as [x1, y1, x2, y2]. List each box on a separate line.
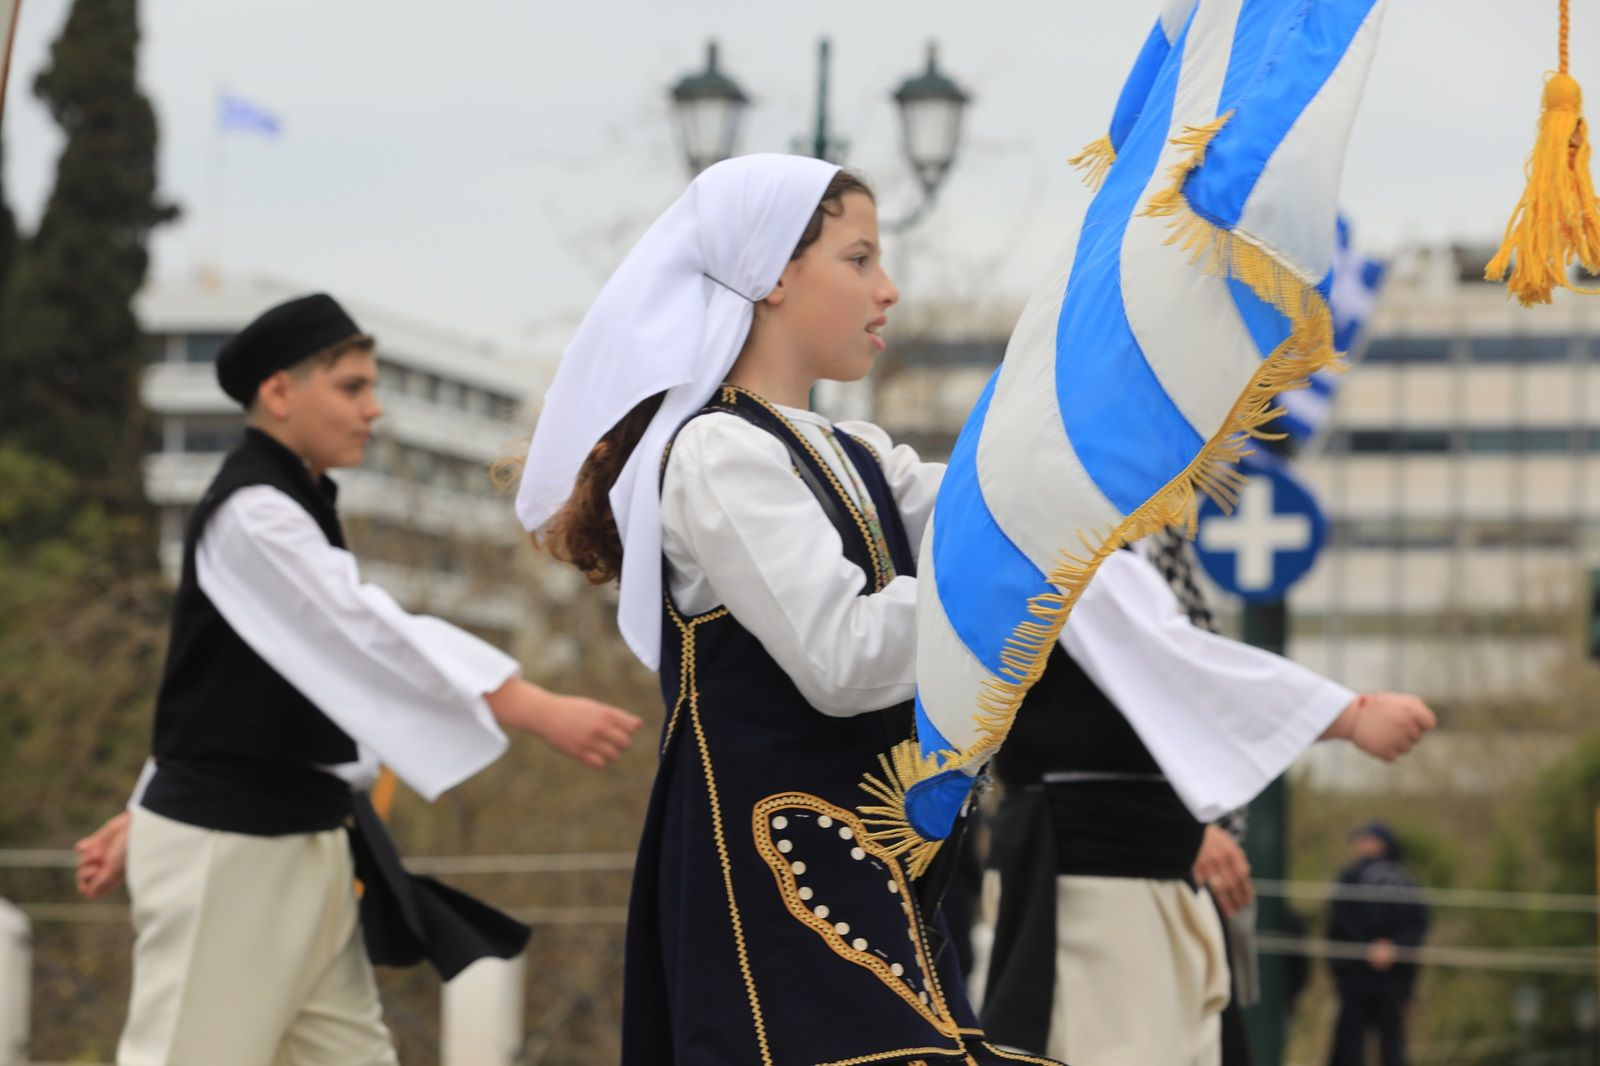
[218, 92, 281, 136]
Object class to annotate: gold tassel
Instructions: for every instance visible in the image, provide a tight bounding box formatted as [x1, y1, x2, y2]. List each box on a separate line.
[1486, 0, 1600, 305]
[1068, 134, 1117, 192]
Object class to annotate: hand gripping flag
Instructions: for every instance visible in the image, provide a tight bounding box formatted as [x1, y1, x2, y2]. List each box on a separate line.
[860, 0, 1390, 873]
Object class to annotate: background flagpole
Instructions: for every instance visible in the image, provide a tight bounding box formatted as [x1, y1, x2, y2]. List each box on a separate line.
[204, 83, 226, 282]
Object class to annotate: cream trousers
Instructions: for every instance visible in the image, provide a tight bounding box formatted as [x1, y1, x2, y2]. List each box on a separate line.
[117, 806, 399, 1066]
[972, 871, 1231, 1066]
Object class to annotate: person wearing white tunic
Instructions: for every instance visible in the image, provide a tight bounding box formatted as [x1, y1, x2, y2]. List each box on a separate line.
[966, 542, 1434, 1066]
[75, 294, 641, 1066]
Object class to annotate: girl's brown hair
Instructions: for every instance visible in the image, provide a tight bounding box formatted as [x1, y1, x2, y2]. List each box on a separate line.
[531, 169, 874, 585]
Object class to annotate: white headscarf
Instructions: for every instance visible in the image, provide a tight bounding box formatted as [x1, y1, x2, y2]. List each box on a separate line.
[515, 154, 841, 670]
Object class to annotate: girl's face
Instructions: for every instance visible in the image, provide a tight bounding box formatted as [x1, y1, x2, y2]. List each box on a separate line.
[767, 191, 899, 383]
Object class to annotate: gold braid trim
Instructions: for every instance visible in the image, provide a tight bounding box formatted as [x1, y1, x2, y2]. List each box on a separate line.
[819, 1050, 976, 1066]
[923, 109, 1341, 785]
[689, 668, 773, 1063]
[981, 1043, 1064, 1064]
[751, 794, 961, 1039]
[1067, 133, 1116, 192]
[661, 603, 728, 755]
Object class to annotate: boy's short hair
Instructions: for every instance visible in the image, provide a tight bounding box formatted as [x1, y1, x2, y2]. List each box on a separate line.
[246, 333, 377, 412]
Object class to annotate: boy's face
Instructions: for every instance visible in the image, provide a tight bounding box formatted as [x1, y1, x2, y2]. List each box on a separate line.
[254, 348, 382, 474]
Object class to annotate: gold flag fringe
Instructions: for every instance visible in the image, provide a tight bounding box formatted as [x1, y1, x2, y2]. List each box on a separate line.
[1068, 134, 1116, 193]
[857, 738, 949, 879]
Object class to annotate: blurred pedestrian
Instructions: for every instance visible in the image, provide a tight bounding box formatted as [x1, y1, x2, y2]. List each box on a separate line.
[1327, 822, 1430, 1066]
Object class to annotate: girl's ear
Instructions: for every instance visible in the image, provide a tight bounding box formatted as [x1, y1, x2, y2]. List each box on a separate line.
[764, 261, 797, 308]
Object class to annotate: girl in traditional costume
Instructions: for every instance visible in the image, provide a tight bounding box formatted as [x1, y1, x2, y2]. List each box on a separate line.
[517, 155, 1054, 1066]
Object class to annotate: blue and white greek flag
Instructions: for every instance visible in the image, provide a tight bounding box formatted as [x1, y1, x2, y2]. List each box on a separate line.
[1277, 216, 1387, 444]
[862, 0, 1389, 863]
[219, 92, 282, 136]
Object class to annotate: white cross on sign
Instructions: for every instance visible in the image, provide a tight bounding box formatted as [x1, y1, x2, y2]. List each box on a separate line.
[1198, 477, 1312, 591]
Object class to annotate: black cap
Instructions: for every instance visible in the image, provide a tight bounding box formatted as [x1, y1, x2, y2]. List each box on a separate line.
[216, 293, 364, 406]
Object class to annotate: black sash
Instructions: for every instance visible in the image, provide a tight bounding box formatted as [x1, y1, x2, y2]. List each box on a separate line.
[347, 793, 531, 981]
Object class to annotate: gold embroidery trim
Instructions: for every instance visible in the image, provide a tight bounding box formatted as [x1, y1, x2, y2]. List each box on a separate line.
[818, 1049, 976, 1066]
[981, 1043, 1062, 1064]
[661, 601, 728, 755]
[688, 693, 774, 1065]
[751, 793, 962, 1040]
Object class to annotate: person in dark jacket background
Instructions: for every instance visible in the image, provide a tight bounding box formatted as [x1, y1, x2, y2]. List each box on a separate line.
[1327, 821, 1430, 1066]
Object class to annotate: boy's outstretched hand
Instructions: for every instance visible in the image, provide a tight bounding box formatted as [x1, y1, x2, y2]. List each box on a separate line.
[75, 810, 131, 901]
[487, 679, 643, 769]
[1324, 692, 1436, 762]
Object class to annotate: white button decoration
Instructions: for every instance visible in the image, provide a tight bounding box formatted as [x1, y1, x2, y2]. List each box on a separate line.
[771, 816, 787, 830]
[777, 839, 793, 854]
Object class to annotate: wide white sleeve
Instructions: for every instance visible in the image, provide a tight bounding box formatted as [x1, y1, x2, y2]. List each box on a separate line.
[1060, 550, 1353, 822]
[661, 414, 918, 717]
[834, 419, 945, 553]
[196, 486, 516, 801]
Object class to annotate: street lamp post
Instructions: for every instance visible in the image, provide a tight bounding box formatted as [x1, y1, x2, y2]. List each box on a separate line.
[668, 38, 971, 232]
[668, 42, 750, 177]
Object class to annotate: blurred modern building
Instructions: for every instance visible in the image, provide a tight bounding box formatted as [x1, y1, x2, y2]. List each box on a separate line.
[873, 246, 1600, 726]
[137, 275, 545, 643]
[1291, 246, 1600, 710]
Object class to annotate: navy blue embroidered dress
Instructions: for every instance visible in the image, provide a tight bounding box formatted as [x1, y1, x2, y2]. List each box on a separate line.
[620, 388, 1061, 1066]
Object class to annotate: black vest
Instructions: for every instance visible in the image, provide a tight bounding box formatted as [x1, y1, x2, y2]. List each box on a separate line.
[992, 642, 1204, 879]
[143, 428, 358, 835]
[621, 390, 1035, 1065]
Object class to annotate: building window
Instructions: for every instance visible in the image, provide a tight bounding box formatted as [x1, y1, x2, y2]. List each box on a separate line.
[488, 393, 520, 421]
[1338, 428, 1453, 454]
[1466, 336, 1571, 363]
[437, 380, 464, 410]
[1465, 428, 1574, 453]
[181, 415, 245, 453]
[1363, 336, 1453, 364]
[184, 333, 232, 364]
[377, 361, 408, 396]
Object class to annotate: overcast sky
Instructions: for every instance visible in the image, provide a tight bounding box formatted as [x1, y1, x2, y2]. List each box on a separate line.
[1, 1, 1559, 359]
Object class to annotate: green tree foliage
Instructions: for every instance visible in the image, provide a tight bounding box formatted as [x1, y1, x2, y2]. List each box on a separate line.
[0, 142, 16, 300]
[0, 0, 175, 533]
[0, 445, 166, 846]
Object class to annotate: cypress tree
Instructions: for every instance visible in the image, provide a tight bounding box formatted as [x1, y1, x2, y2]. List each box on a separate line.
[0, 0, 176, 522]
[0, 141, 16, 302]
